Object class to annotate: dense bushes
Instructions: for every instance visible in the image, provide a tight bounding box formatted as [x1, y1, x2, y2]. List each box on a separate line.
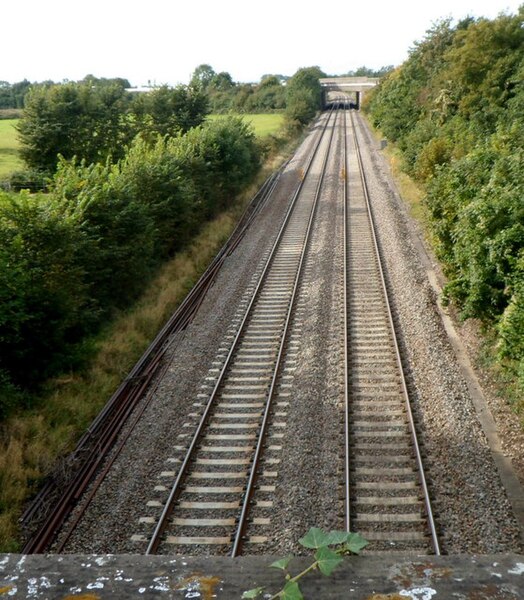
[365, 8, 524, 393]
[17, 82, 134, 172]
[190, 65, 287, 114]
[16, 82, 209, 174]
[0, 117, 260, 413]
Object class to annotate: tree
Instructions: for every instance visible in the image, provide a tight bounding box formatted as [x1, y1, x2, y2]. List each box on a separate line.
[210, 71, 235, 92]
[347, 66, 394, 77]
[365, 7, 524, 390]
[285, 66, 325, 126]
[133, 84, 209, 139]
[190, 64, 216, 90]
[17, 82, 133, 172]
[0, 191, 90, 388]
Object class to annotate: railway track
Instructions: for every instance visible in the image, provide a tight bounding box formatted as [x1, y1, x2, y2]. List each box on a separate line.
[344, 110, 439, 554]
[23, 104, 441, 556]
[129, 106, 341, 556]
[22, 158, 285, 554]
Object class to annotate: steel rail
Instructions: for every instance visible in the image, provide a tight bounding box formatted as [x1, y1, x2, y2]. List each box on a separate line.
[349, 111, 441, 555]
[342, 104, 351, 532]
[231, 107, 340, 556]
[145, 107, 338, 555]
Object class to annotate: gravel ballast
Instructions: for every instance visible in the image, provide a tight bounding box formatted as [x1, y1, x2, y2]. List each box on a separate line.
[55, 110, 523, 555]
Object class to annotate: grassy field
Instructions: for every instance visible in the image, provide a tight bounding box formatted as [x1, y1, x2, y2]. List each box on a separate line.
[208, 113, 285, 137]
[0, 119, 23, 178]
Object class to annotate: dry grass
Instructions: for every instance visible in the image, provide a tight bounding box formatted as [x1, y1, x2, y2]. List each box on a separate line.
[383, 145, 426, 222]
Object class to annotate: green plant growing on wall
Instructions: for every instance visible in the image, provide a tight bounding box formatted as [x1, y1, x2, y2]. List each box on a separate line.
[242, 527, 368, 599]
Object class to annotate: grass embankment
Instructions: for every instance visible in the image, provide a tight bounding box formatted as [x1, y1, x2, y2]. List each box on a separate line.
[0, 125, 295, 552]
[0, 119, 23, 179]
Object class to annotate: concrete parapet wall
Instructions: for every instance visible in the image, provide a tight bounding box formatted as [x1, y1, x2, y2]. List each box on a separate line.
[0, 553, 523, 598]
[320, 77, 380, 93]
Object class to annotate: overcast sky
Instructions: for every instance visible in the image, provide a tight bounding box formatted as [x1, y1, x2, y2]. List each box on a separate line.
[2, 0, 522, 86]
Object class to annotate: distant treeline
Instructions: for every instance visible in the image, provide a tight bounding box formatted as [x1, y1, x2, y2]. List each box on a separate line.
[8, 66, 330, 186]
[191, 64, 392, 114]
[364, 8, 524, 394]
[0, 66, 392, 115]
[0, 76, 131, 113]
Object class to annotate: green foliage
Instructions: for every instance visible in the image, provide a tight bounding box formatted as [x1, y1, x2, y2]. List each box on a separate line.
[498, 266, 524, 360]
[0, 191, 90, 391]
[131, 84, 209, 140]
[6, 168, 49, 192]
[0, 80, 31, 109]
[16, 80, 210, 174]
[244, 76, 286, 112]
[0, 117, 261, 403]
[346, 65, 394, 77]
[242, 527, 368, 599]
[190, 64, 217, 90]
[17, 82, 134, 172]
[173, 116, 260, 218]
[53, 159, 157, 312]
[366, 7, 524, 388]
[285, 67, 325, 127]
[190, 64, 317, 116]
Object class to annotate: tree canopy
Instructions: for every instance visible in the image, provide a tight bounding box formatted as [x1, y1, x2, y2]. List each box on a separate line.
[188, 64, 325, 118]
[16, 81, 209, 174]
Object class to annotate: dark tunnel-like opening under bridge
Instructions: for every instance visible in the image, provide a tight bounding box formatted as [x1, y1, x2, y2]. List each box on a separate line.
[320, 76, 380, 109]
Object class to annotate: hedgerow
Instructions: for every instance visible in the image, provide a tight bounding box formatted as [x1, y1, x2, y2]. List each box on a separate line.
[0, 117, 260, 414]
[365, 8, 524, 397]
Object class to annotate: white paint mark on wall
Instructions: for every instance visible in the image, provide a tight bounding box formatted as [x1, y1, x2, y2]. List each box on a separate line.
[87, 581, 105, 589]
[400, 587, 437, 600]
[508, 562, 524, 575]
[152, 576, 170, 592]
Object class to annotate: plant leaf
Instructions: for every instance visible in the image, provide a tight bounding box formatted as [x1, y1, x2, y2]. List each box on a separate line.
[280, 580, 304, 600]
[270, 556, 293, 571]
[242, 587, 264, 598]
[325, 530, 351, 546]
[298, 527, 330, 549]
[346, 532, 369, 554]
[315, 546, 344, 576]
